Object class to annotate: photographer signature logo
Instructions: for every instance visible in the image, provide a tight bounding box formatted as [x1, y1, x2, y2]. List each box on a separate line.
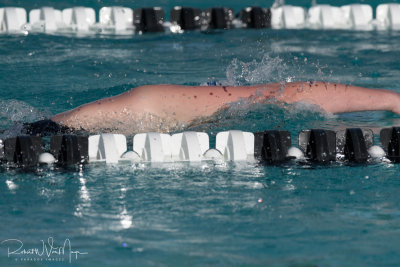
[1, 237, 88, 263]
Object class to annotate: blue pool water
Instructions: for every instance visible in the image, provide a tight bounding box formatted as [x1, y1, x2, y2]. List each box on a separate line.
[2, 0, 400, 266]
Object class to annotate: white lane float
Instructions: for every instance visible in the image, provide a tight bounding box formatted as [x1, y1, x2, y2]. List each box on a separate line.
[171, 132, 209, 161]
[0, 7, 27, 33]
[62, 7, 96, 32]
[376, 4, 400, 30]
[307, 5, 347, 30]
[271, 5, 306, 29]
[133, 132, 173, 162]
[98, 6, 134, 33]
[215, 130, 255, 161]
[341, 4, 373, 30]
[89, 133, 129, 164]
[29, 7, 63, 32]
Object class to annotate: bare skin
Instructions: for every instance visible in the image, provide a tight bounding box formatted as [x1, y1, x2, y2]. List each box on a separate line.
[51, 81, 400, 133]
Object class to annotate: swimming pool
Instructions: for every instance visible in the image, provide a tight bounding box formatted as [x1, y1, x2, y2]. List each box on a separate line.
[1, 0, 400, 266]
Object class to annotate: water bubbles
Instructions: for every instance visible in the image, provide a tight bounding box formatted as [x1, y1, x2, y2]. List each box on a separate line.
[286, 76, 294, 82]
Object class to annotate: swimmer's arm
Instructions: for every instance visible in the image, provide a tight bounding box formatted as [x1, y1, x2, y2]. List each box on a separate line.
[51, 84, 279, 126]
[278, 81, 400, 114]
[51, 82, 400, 131]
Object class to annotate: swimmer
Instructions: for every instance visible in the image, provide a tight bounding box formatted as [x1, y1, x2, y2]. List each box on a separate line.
[24, 81, 400, 135]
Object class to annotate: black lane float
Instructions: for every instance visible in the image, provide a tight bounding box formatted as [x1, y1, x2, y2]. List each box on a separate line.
[239, 7, 272, 29]
[298, 129, 337, 163]
[50, 135, 89, 165]
[133, 7, 165, 32]
[170, 7, 203, 30]
[0, 127, 395, 167]
[380, 127, 400, 162]
[337, 128, 373, 163]
[3, 136, 43, 167]
[254, 130, 291, 163]
[204, 7, 234, 29]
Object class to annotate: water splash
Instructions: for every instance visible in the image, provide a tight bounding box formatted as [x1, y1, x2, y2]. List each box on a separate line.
[224, 54, 288, 85]
[0, 99, 49, 126]
[0, 99, 50, 137]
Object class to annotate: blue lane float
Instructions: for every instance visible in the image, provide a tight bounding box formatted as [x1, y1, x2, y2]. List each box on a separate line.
[1, 4, 400, 34]
[0, 127, 398, 167]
